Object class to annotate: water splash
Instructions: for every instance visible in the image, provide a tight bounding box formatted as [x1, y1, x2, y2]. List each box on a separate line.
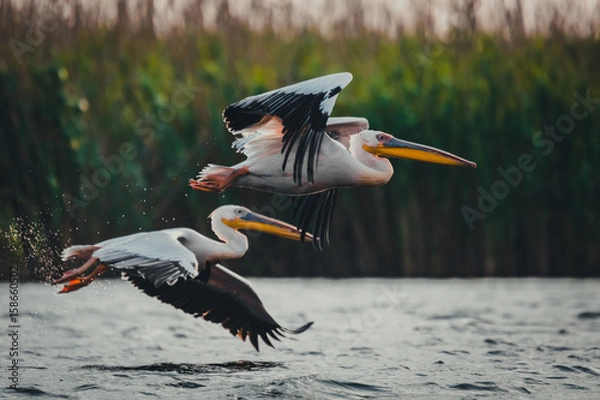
[0, 216, 63, 282]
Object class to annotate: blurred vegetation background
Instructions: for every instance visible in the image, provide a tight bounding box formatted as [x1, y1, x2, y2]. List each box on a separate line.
[1, 0, 599, 280]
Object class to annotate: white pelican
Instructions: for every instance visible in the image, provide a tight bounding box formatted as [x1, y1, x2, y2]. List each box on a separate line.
[189, 72, 477, 246]
[55, 205, 313, 351]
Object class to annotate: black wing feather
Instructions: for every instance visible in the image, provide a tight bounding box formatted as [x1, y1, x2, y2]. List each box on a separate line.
[123, 263, 312, 351]
[223, 73, 352, 185]
[292, 189, 339, 249]
[99, 252, 190, 288]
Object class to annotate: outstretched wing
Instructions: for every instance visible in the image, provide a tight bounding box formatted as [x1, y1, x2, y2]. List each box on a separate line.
[123, 262, 313, 351]
[292, 189, 339, 249]
[93, 230, 199, 288]
[325, 117, 370, 149]
[223, 72, 353, 185]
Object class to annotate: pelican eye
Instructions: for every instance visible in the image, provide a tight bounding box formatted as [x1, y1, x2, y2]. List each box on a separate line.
[376, 134, 387, 142]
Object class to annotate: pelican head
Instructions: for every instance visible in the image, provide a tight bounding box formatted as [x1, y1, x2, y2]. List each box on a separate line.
[209, 205, 312, 241]
[360, 130, 477, 168]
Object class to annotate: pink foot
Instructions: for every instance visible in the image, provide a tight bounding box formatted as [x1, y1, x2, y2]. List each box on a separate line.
[57, 265, 108, 294]
[189, 178, 220, 192]
[189, 166, 249, 192]
[54, 269, 81, 284]
[58, 278, 88, 293]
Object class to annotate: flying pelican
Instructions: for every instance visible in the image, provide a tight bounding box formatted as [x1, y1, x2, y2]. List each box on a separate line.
[189, 72, 477, 246]
[54, 205, 313, 351]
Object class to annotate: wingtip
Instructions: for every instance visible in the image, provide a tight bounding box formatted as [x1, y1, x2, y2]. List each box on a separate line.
[250, 333, 260, 352]
[326, 71, 352, 79]
[310, 236, 326, 251]
[340, 71, 353, 81]
[282, 321, 314, 335]
[321, 72, 353, 89]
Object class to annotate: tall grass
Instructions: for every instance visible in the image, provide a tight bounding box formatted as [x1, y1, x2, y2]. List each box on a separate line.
[1, 0, 599, 279]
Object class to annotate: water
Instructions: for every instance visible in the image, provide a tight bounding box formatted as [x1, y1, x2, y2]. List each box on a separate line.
[3, 278, 600, 399]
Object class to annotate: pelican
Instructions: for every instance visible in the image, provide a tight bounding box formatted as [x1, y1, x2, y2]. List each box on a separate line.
[189, 72, 477, 245]
[54, 205, 313, 351]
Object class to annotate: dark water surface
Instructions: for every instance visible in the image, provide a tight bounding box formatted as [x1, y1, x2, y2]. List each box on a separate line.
[3, 278, 600, 399]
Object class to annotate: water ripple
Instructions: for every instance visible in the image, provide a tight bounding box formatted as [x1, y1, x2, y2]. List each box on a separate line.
[553, 364, 600, 376]
[166, 381, 206, 388]
[449, 382, 507, 392]
[515, 386, 532, 394]
[74, 383, 103, 391]
[317, 378, 386, 393]
[5, 386, 70, 398]
[577, 311, 600, 319]
[563, 383, 588, 390]
[81, 360, 283, 374]
[15, 279, 600, 398]
[262, 376, 389, 399]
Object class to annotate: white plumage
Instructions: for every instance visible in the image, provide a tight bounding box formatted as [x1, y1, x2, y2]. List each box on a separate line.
[190, 73, 476, 246]
[54, 205, 313, 351]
